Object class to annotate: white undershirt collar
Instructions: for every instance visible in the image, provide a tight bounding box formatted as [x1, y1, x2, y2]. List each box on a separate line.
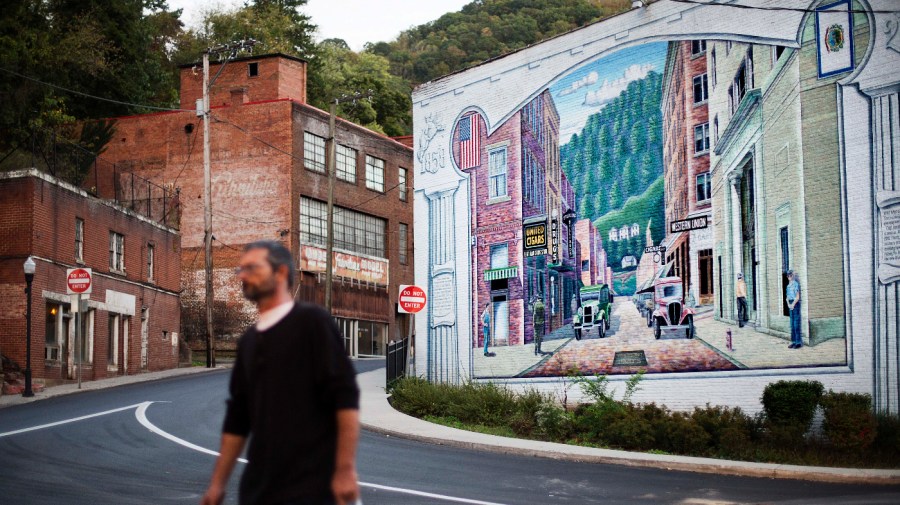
[256, 301, 295, 332]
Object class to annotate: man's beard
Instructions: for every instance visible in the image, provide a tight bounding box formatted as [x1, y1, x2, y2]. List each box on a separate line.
[242, 277, 277, 302]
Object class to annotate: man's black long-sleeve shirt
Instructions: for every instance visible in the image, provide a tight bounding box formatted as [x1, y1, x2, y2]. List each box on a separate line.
[223, 303, 360, 505]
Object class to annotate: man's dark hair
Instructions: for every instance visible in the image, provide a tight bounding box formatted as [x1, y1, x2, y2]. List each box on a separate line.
[245, 240, 295, 288]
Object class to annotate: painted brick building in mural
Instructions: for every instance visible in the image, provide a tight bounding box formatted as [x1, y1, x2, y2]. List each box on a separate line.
[0, 170, 181, 387]
[412, 0, 899, 413]
[455, 90, 579, 351]
[575, 219, 609, 288]
[97, 54, 414, 357]
[661, 40, 714, 306]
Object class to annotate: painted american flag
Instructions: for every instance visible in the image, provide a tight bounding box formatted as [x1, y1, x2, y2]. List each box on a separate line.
[458, 114, 481, 169]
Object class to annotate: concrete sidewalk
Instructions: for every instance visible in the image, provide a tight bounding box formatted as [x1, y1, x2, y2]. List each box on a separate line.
[3, 364, 899, 484]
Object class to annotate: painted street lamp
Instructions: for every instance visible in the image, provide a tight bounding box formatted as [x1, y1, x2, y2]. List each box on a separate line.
[23, 256, 35, 397]
[562, 208, 577, 258]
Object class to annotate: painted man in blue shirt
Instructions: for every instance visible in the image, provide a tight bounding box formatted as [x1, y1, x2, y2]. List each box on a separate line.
[785, 269, 802, 349]
[481, 302, 494, 357]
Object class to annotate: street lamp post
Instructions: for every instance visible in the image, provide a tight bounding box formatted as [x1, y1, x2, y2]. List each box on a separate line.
[23, 256, 35, 397]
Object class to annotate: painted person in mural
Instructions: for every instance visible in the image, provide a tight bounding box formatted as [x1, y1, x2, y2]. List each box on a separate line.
[786, 270, 802, 349]
[481, 302, 495, 357]
[735, 273, 748, 328]
[532, 296, 546, 355]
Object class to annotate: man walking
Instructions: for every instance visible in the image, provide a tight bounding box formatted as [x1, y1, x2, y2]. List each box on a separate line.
[201, 241, 360, 505]
[532, 296, 545, 355]
[786, 269, 802, 349]
[735, 273, 748, 328]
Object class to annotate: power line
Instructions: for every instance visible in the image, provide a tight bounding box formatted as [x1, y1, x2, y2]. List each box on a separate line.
[669, 0, 899, 14]
[0, 66, 191, 113]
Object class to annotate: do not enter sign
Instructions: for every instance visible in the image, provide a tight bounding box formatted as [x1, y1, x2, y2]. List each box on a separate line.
[398, 284, 426, 314]
[67, 268, 93, 295]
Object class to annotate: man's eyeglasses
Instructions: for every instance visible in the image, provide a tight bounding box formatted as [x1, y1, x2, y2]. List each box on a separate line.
[234, 263, 266, 275]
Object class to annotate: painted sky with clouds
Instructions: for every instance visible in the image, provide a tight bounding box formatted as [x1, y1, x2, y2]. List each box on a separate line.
[549, 42, 668, 144]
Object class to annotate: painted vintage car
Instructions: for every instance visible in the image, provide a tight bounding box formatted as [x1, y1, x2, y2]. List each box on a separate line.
[651, 277, 696, 339]
[573, 284, 612, 340]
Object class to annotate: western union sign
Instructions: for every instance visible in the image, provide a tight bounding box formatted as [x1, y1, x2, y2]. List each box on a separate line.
[524, 221, 548, 257]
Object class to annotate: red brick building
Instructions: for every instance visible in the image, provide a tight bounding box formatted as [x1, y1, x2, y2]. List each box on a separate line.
[97, 53, 414, 357]
[0, 169, 181, 389]
[661, 40, 714, 304]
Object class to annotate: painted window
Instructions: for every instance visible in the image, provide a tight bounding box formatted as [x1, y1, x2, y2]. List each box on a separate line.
[365, 155, 385, 192]
[490, 243, 509, 269]
[696, 172, 711, 202]
[488, 147, 508, 198]
[44, 302, 69, 361]
[303, 132, 326, 173]
[694, 123, 710, 153]
[691, 39, 707, 56]
[108, 314, 119, 366]
[693, 74, 708, 104]
[710, 47, 717, 88]
[109, 232, 125, 272]
[336, 144, 356, 183]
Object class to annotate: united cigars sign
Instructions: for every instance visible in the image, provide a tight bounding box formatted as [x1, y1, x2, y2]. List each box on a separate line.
[299, 245, 389, 285]
[523, 221, 548, 257]
[670, 215, 709, 233]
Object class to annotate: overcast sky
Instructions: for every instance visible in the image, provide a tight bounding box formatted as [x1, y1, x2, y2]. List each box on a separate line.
[168, 0, 471, 51]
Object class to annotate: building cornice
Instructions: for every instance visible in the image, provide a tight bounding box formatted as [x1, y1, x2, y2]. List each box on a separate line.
[713, 88, 761, 157]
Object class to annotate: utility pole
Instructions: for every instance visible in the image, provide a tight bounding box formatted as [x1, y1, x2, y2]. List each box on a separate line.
[200, 39, 255, 368]
[325, 91, 373, 313]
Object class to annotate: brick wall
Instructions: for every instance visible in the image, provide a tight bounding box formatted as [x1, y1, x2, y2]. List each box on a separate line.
[0, 171, 181, 384]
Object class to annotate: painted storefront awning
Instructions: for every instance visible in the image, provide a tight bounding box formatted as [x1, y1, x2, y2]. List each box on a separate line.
[484, 266, 518, 281]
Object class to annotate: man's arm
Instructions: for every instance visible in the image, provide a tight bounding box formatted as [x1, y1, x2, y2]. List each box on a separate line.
[332, 408, 360, 505]
[200, 433, 247, 505]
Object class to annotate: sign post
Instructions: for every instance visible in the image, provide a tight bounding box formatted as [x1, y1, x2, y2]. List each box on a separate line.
[67, 268, 92, 389]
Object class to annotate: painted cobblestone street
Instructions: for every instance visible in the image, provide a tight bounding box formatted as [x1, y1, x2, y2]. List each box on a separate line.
[521, 299, 739, 377]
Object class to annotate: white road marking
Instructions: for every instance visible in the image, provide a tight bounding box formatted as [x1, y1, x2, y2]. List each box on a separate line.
[134, 401, 248, 463]
[2, 402, 509, 505]
[0, 403, 145, 438]
[359, 482, 509, 505]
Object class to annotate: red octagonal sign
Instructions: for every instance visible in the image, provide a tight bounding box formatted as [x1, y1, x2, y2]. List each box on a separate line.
[398, 284, 426, 314]
[67, 268, 93, 295]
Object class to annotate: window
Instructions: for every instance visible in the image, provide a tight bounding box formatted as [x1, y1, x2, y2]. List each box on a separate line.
[581, 259, 590, 272]
[365, 155, 385, 192]
[303, 132, 326, 173]
[710, 47, 717, 88]
[398, 167, 408, 201]
[691, 40, 706, 56]
[399, 223, 408, 264]
[147, 244, 155, 282]
[109, 232, 124, 272]
[335, 144, 356, 183]
[490, 243, 509, 269]
[714, 115, 719, 145]
[248, 62, 259, 77]
[772, 45, 786, 65]
[300, 197, 386, 258]
[693, 74, 708, 104]
[725, 40, 732, 55]
[45, 302, 69, 361]
[694, 123, 710, 154]
[108, 314, 119, 366]
[75, 218, 84, 262]
[696, 172, 711, 202]
[488, 147, 508, 198]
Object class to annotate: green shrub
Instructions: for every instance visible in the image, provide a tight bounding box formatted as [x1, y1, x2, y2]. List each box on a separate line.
[874, 412, 900, 456]
[656, 410, 711, 456]
[601, 404, 655, 450]
[535, 404, 575, 441]
[820, 391, 876, 451]
[761, 380, 824, 438]
[691, 404, 758, 455]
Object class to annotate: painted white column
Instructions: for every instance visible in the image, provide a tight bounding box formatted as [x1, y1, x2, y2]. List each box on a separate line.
[729, 172, 743, 321]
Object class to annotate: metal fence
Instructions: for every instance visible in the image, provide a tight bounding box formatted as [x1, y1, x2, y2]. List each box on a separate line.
[386, 337, 409, 385]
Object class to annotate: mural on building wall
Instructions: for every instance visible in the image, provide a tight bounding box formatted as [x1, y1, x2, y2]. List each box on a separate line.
[440, 21, 866, 379]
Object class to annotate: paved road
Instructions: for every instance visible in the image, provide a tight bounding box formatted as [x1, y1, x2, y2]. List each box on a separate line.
[2, 363, 899, 504]
[525, 299, 737, 376]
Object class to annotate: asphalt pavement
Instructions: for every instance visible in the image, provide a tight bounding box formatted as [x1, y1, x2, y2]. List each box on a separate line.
[3, 359, 899, 488]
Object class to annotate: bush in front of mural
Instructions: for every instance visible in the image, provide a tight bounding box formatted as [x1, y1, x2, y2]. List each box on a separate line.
[388, 376, 900, 467]
[820, 391, 877, 452]
[761, 380, 824, 440]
